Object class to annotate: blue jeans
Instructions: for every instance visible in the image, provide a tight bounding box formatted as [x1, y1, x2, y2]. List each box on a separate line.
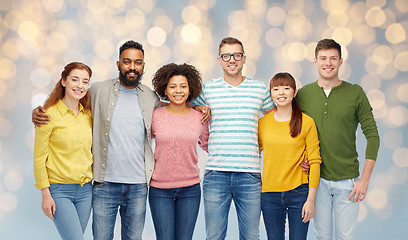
[92, 182, 147, 240]
[261, 184, 310, 240]
[148, 183, 201, 240]
[203, 170, 261, 240]
[313, 178, 359, 240]
[49, 182, 92, 240]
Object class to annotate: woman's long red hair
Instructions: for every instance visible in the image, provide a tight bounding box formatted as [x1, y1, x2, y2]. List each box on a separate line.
[43, 62, 92, 111]
[270, 72, 302, 138]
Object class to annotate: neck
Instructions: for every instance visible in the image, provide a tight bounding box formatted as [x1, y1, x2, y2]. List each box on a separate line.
[166, 102, 191, 115]
[317, 77, 341, 90]
[61, 97, 80, 115]
[274, 105, 292, 122]
[224, 74, 245, 87]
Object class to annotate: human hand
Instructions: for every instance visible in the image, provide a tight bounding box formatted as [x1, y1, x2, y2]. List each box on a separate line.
[349, 179, 369, 202]
[300, 159, 310, 173]
[193, 105, 211, 123]
[302, 199, 314, 223]
[41, 188, 56, 220]
[32, 106, 49, 126]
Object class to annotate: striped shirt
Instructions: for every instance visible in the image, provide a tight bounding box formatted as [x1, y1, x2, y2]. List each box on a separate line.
[191, 77, 274, 172]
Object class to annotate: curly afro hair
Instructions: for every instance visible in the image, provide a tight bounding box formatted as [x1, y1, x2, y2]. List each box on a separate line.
[152, 63, 202, 102]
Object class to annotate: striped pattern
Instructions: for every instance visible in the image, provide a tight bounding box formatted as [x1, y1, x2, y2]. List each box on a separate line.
[192, 77, 274, 172]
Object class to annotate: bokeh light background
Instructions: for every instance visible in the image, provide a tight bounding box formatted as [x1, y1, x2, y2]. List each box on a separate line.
[0, 0, 407, 239]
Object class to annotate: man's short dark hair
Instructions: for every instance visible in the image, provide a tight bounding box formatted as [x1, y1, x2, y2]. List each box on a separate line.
[119, 40, 144, 58]
[218, 37, 245, 55]
[315, 39, 342, 59]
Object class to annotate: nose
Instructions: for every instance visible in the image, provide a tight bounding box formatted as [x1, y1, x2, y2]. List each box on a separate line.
[129, 62, 136, 70]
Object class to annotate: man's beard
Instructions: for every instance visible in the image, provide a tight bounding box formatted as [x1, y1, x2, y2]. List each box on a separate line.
[119, 69, 143, 87]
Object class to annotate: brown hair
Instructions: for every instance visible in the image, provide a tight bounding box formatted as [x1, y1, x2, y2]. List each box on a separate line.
[315, 39, 342, 59]
[270, 72, 302, 138]
[152, 63, 202, 102]
[218, 37, 245, 55]
[43, 62, 92, 111]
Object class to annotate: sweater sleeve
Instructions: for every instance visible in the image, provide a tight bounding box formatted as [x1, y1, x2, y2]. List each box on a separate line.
[356, 86, 380, 161]
[304, 116, 322, 188]
[199, 121, 210, 153]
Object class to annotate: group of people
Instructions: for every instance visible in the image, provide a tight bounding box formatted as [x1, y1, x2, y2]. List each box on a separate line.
[32, 37, 380, 240]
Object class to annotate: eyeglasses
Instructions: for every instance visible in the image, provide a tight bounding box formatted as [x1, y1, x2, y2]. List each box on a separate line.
[219, 53, 245, 62]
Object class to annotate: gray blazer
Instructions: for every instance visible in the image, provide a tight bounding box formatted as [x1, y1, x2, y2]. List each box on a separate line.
[90, 78, 160, 184]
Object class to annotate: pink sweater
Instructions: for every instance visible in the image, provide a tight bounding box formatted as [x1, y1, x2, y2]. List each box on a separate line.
[150, 107, 209, 188]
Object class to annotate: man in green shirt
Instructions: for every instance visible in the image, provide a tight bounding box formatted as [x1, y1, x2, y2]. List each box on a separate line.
[296, 39, 380, 240]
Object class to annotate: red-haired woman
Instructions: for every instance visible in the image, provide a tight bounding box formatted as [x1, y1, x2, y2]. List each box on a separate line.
[258, 72, 322, 240]
[33, 62, 93, 240]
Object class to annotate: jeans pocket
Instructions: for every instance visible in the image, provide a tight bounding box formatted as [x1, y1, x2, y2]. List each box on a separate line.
[247, 172, 261, 182]
[204, 170, 214, 178]
[49, 183, 61, 192]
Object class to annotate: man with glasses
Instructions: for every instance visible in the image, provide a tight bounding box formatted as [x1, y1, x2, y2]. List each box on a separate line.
[191, 37, 274, 239]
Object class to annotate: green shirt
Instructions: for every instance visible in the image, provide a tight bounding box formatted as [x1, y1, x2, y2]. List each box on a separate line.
[296, 81, 380, 181]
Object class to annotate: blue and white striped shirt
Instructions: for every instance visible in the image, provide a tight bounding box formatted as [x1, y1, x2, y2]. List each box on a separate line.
[191, 77, 274, 172]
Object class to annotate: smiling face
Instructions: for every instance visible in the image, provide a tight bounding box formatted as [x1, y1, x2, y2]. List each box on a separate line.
[217, 43, 246, 77]
[62, 69, 90, 102]
[315, 48, 343, 81]
[271, 85, 296, 108]
[165, 75, 190, 106]
[117, 48, 145, 88]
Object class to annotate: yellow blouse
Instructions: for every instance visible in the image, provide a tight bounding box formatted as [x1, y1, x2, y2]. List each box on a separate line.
[259, 111, 322, 192]
[33, 100, 93, 189]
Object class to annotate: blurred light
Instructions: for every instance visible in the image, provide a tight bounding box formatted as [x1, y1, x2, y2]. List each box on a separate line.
[387, 166, 407, 185]
[372, 203, 393, 220]
[0, 193, 17, 212]
[91, 59, 113, 84]
[321, 0, 349, 13]
[393, 148, 408, 167]
[135, 0, 155, 13]
[228, 10, 249, 28]
[287, 42, 306, 62]
[332, 27, 353, 46]
[361, 74, 381, 91]
[180, 24, 201, 44]
[18, 21, 40, 41]
[353, 24, 376, 45]
[394, 51, 408, 71]
[0, 116, 12, 137]
[365, 56, 385, 75]
[0, 0, 13, 11]
[94, 40, 114, 60]
[87, 0, 107, 14]
[41, 0, 65, 13]
[327, 10, 348, 28]
[350, 2, 368, 23]
[367, 188, 388, 209]
[0, 81, 6, 97]
[31, 93, 48, 109]
[16, 38, 38, 58]
[385, 23, 406, 44]
[397, 83, 408, 103]
[305, 42, 317, 62]
[1, 38, 20, 59]
[243, 61, 257, 79]
[395, 0, 408, 13]
[182, 6, 201, 24]
[358, 204, 368, 222]
[0, 59, 16, 80]
[265, 28, 285, 48]
[56, 20, 78, 40]
[47, 31, 68, 52]
[30, 68, 51, 88]
[266, 6, 286, 27]
[125, 9, 146, 29]
[105, 0, 125, 9]
[4, 172, 23, 192]
[366, 89, 385, 110]
[380, 9, 396, 29]
[110, 16, 130, 37]
[365, 7, 386, 27]
[372, 45, 393, 65]
[388, 106, 408, 126]
[246, 0, 267, 16]
[383, 130, 403, 150]
[338, 62, 351, 80]
[285, 10, 312, 40]
[154, 15, 174, 34]
[379, 63, 398, 80]
[147, 27, 167, 47]
[366, 0, 387, 8]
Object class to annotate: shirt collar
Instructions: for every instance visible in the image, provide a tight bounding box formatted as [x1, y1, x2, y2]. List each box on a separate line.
[56, 99, 85, 115]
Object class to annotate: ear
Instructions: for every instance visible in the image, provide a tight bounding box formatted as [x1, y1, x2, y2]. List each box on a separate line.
[339, 58, 343, 66]
[61, 79, 66, 87]
[217, 56, 222, 66]
[116, 61, 120, 71]
[164, 89, 167, 96]
[294, 88, 298, 97]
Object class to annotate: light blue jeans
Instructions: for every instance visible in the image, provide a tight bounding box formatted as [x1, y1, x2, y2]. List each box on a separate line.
[313, 178, 359, 240]
[92, 182, 147, 240]
[203, 170, 261, 240]
[49, 182, 92, 240]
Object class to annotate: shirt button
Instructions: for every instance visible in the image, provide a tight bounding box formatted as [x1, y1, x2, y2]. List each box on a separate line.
[105, 132, 108, 136]
[324, 111, 327, 114]
[104, 148, 107, 151]
[324, 103, 328, 106]
[111, 103, 114, 106]
[107, 118, 110, 121]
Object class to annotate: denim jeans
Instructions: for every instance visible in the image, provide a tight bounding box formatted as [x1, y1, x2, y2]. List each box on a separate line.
[148, 183, 201, 240]
[313, 178, 359, 240]
[92, 182, 147, 240]
[203, 170, 261, 240]
[261, 184, 309, 240]
[49, 182, 92, 240]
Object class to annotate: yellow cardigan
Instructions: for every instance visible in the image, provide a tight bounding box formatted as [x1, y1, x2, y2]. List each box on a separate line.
[258, 111, 321, 192]
[33, 100, 93, 189]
